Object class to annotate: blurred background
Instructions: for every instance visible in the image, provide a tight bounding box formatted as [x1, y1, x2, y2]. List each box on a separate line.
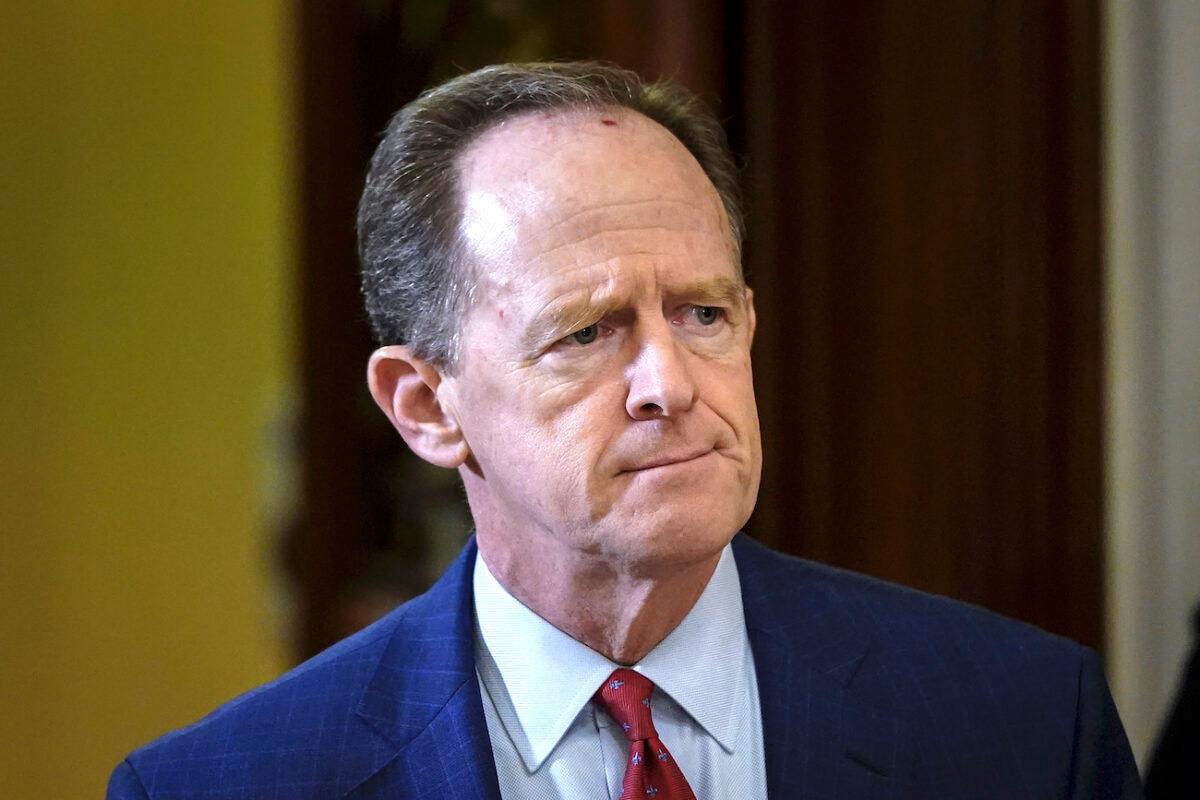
[1, 1, 1195, 796]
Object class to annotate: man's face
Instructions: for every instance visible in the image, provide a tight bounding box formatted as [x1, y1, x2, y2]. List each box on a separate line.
[441, 109, 761, 571]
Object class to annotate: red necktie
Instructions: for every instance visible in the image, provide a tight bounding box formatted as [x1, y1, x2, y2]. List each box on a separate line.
[595, 668, 697, 800]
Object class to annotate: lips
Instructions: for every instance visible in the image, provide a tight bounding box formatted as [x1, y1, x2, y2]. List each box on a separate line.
[621, 448, 713, 473]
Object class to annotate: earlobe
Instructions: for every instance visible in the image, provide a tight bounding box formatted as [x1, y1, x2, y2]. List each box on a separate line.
[367, 346, 470, 469]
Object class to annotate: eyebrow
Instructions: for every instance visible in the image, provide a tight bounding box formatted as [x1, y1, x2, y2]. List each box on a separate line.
[520, 276, 746, 352]
[664, 277, 746, 308]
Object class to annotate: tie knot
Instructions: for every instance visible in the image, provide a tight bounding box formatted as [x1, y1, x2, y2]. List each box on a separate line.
[596, 668, 657, 742]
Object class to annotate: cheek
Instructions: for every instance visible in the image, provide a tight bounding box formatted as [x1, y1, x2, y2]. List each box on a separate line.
[700, 356, 759, 432]
[524, 354, 611, 410]
[521, 354, 630, 424]
[522, 378, 593, 426]
[463, 364, 617, 465]
[679, 327, 754, 394]
[490, 405, 614, 520]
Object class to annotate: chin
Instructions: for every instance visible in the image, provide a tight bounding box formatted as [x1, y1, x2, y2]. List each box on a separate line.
[600, 503, 744, 570]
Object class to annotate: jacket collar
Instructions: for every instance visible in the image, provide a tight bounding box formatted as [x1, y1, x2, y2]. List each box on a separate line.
[732, 533, 911, 797]
[348, 536, 501, 799]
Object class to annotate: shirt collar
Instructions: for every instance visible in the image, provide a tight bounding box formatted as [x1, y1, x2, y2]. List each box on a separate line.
[635, 545, 750, 754]
[472, 545, 750, 772]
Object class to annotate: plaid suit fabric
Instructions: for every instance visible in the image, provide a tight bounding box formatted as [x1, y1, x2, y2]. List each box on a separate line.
[108, 538, 499, 800]
[109, 534, 1141, 799]
[735, 536, 1142, 799]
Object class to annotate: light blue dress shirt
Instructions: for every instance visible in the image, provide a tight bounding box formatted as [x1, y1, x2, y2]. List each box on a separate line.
[473, 545, 767, 799]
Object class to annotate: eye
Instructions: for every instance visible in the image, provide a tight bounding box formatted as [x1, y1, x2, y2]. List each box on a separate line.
[570, 324, 600, 345]
[692, 306, 722, 326]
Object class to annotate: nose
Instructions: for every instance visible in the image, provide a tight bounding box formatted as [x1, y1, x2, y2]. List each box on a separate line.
[624, 329, 697, 420]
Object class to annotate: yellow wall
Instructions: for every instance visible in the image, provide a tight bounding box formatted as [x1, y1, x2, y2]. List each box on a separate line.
[0, 3, 294, 795]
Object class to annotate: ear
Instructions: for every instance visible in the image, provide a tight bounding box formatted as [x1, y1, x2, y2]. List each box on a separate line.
[744, 287, 757, 346]
[367, 346, 470, 469]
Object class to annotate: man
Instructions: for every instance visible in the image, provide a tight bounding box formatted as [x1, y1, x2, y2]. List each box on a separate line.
[109, 62, 1141, 799]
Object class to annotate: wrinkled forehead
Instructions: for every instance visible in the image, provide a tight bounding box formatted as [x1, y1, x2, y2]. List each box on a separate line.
[454, 108, 734, 270]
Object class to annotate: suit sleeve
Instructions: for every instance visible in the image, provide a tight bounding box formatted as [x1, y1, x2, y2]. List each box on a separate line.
[107, 759, 151, 800]
[1067, 647, 1143, 800]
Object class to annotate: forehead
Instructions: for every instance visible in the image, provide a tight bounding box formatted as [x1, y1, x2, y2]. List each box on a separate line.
[458, 107, 716, 205]
[455, 108, 736, 296]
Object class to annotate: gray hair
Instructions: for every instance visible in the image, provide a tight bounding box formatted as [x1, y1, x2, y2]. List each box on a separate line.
[356, 61, 744, 368]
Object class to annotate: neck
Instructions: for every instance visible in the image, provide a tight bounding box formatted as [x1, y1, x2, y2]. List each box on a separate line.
[476, 528, 722, 665]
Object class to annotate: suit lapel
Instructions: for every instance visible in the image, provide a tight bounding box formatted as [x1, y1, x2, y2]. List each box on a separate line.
[339, 532, 912, 798]
[734, 535, 913, 799]
[346, 538, 501, 800]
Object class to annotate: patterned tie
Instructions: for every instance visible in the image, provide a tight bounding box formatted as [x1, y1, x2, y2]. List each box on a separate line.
[595, 668, 697, 800]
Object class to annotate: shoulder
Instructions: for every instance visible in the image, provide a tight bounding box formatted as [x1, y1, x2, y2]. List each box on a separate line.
[733, 531, 1087, 671]
[733, 535, 1141, 795]
[734, 535, 1090, 735]
[112, 539, 480, 799]
[112, 610, 404, 799]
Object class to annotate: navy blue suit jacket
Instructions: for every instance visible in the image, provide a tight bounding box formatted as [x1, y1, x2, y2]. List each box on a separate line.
[109, 535, 1141, 798]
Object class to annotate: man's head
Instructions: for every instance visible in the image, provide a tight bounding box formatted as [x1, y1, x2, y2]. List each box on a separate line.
[358, 61, 745, 368]
[363, 62, 760, 579]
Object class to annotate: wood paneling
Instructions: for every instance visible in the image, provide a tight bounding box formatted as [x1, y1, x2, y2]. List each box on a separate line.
[742, 0, 1104, 646]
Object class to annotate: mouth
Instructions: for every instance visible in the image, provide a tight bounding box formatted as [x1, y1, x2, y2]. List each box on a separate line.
[621, 448, 714, 474]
